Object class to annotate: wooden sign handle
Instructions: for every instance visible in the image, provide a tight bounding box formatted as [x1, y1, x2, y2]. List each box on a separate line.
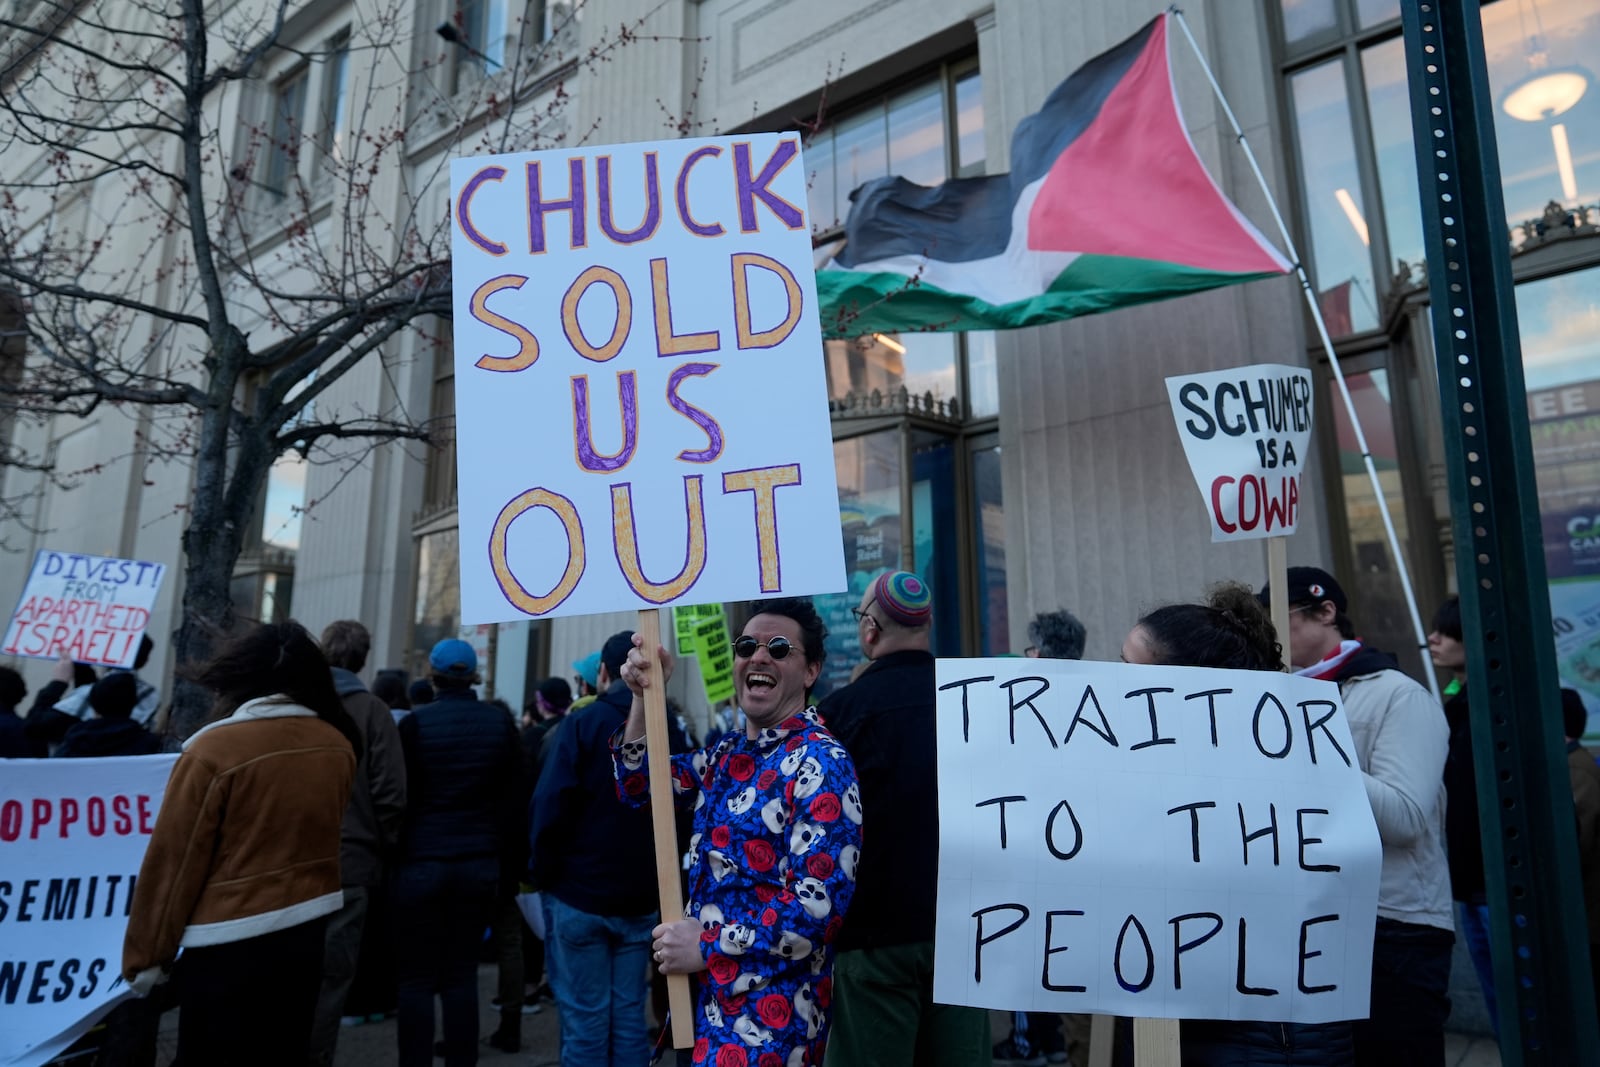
[638, 610, 696, 1048]
[1133, 1018, 1181, 1067]
[1267, 536, 1292, 673]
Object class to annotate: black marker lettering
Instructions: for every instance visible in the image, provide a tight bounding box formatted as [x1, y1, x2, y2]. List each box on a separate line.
[1167, 801, 1217, 863]
[1126, 687, 1177, 751]
[1169, 912, 1224, 990]
[972, 904, 1030, 983]
[940, 675, 996, 743]
[1042, 910, 1088, 992]
[975, 795, 1028, 849]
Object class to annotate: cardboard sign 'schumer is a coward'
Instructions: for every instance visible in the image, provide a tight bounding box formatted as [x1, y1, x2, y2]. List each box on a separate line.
[1166, 364, 1314, 543]
[933, 658, 1381, 1023]
[449, 134, 846, 624]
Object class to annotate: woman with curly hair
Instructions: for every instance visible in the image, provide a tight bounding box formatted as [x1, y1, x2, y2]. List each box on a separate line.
[1121, 582, 1352, 1066]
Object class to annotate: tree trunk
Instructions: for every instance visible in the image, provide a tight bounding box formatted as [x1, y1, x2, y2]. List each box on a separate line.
[164, 401, 272, 739]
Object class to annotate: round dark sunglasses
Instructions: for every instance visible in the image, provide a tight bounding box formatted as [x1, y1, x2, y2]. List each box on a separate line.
[732, 635, 795, 660]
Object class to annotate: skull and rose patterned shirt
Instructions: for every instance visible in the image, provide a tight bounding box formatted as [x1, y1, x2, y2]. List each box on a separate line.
[613, 707, 862, 1067]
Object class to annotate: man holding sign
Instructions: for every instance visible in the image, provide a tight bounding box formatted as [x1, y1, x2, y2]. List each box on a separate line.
[1260, 568, 1453, 1064]
[616, 598, 861, 1067]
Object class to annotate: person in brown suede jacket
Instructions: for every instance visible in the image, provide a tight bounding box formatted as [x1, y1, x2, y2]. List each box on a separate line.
[122, 621, 359, 1067]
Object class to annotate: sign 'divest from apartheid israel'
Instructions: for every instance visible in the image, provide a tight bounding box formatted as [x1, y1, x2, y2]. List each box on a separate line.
[933, 659, 1381, 1023]
[1165, 364, 1314, 542]
[2, 551, 166, 668]
[449, 134, 846, 624]
[0, 754, 179, 1067]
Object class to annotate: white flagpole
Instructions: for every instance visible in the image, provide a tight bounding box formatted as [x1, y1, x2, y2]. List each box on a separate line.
[1169, 6, 1443, 704]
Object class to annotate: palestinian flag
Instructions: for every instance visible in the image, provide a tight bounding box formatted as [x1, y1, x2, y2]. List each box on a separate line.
[815, 14, 1291, 339]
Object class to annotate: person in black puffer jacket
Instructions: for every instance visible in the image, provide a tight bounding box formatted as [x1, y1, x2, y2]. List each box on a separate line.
[1123, 583, 1354, 1067]
[55, 673, 162, 757]
[392, 638, 523, 1067]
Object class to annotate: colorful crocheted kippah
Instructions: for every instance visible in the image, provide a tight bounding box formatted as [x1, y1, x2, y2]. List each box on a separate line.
[872, 571, 931, 627]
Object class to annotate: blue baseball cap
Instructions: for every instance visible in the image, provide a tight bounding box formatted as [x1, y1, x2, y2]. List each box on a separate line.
[572, 650, 602, 689]
[429, 638, 478, 678]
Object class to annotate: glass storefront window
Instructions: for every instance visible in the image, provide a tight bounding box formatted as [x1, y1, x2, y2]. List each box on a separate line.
[1355, 0, 1399, 28]
[1361, 37, 1425, 277]
[414, 527, 461, 670]
[955, 68, 985, 176]
[1331, 367, 1420, 671]
[807, 62, 981, 235]
[888, 82, 946, 188]
[1280, 0, 1339, 45]
[1520, 266, 1600, 731]
[966, 331, 999, 418]
[805, 134, 838, 234]
[831, 109, 890, 222]
[911, 431, 960, 658]
[972, 441, 1009, 655]
[824, 331, 958, 404]
[815, 432, 903, 699]
[1291, 59, 1379, 335]
[1482, 0, 1600, 228]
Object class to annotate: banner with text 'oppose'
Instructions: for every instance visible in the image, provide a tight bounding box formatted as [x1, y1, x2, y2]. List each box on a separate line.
[1166, 364, 1314, 542]
[934, 659, 1380, 1023]
[450, 135, 846, 623]
[0, 754, 179, 1067]
[2, 551, 166, 668]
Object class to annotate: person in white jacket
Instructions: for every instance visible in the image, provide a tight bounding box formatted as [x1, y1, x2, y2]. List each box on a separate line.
[1261, 566, 1454, 1067]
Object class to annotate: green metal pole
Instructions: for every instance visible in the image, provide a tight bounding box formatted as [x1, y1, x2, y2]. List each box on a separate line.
[1399, 1, 1599, 1059]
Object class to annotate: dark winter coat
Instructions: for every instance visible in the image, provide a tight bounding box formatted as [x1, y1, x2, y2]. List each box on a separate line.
[396, 687, 523, 874]
[55, 717, 162, 758]
[1180, 1018, 1354, 1066]
[1442, 684, 1486, 902]
[528, 681, 688, 915]
[815, 648, 939, 951]
[0, 705, 32, 758]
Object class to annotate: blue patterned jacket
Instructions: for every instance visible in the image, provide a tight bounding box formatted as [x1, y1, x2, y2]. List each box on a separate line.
[614, 707, 862, 1067]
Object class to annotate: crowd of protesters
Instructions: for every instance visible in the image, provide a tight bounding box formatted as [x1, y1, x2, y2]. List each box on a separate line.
[4, 560, 1600, 1067]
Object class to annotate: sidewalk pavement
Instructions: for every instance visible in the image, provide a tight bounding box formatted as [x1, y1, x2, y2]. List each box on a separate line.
[149, 967, 1503, 1066]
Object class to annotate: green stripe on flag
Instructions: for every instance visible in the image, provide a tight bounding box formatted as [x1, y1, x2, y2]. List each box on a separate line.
[817, 255, 1283, 339]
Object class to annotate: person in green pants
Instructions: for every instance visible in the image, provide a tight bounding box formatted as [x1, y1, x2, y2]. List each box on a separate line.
[818, 571, 991, 1067]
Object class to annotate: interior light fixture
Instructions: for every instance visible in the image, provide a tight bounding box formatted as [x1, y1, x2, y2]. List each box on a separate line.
[1552, 123, 1579, 201]
[1501, 66, 1591, 122]
[873, 333, 907, 355]
[1334, 188, 1370, 246]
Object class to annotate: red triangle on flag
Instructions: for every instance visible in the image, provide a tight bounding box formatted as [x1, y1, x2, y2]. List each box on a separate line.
[1026, 17, 1286, 276]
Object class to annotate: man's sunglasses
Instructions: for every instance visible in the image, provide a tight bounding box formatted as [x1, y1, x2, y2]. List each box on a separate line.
[732, 636, 795, 660]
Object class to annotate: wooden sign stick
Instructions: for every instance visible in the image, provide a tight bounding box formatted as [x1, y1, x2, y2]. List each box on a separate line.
[1133, 1018, 1181, 1067]
[1267, 536, 1292, 672]
[638, 609, 695, 1048]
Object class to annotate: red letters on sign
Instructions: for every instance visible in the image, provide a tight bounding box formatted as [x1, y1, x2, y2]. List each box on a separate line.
[1210, 474, 1299, 535]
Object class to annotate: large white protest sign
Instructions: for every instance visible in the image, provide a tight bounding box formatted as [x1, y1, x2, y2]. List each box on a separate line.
[934, 659, 1380, 1023]
[1166, 364, 1314, 542]
[2, 551, 166, 668]
[0, 754, 178, 1067]
[449, 134, 846, 623]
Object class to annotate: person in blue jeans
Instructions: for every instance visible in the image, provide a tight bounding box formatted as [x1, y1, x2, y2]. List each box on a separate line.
[530, 631, 691, 1067]
[392, 639, 525, 1067]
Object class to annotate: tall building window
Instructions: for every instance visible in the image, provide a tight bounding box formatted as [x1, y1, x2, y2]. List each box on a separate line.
[318, 35, 351, 167]
[451, 0, 509, 91]
[263, 67, 308, 200]
[1279, 0, 1600, 691]
[800, 52, 1009, 671]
